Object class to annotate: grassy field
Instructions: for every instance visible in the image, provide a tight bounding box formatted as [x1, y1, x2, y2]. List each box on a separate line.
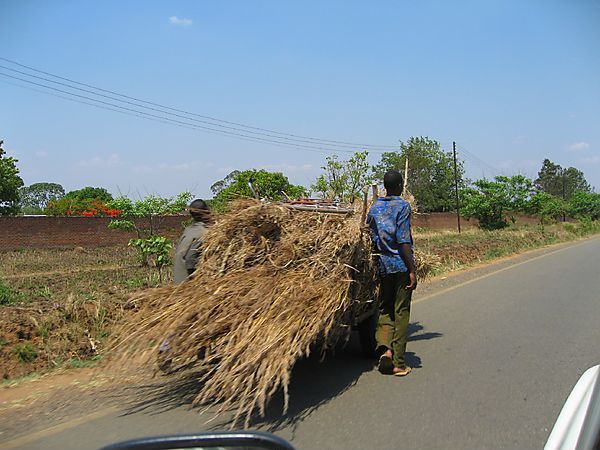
[1, 220, 598, 381]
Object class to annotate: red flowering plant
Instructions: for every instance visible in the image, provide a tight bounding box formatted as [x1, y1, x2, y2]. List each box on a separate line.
[45, 198, 121, 217]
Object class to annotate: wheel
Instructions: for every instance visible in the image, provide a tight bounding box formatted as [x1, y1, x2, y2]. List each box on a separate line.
[357, 310, 378, 358]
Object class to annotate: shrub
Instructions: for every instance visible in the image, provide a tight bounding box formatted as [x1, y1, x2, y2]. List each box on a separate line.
[45, 198, 121, 217]
[529, 192, 568, 224]
[569, 191, 600, 220]
[12, 342, 38, 363]
[0, 279, 23, 305]
[128, 235, 173, 282]
[461, 175, 534, 230]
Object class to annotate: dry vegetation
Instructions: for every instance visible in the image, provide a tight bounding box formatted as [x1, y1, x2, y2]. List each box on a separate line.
[414, 220, 600, 274]
[0, 247, 161, 380]
[107, 201, 378, 426]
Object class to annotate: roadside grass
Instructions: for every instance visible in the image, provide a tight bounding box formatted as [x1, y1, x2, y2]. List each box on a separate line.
[414, 221, 600, 277]
[0, 371, 41, 388]
[0, 278, 25, 305]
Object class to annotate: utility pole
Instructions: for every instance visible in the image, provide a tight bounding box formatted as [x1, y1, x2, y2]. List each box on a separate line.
[453, 141, 461, 233]
[561, 171, 566, 222]
[403, 155, 409, 196]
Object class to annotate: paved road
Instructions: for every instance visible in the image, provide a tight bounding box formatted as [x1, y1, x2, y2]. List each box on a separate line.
[3, 238, 600, 450]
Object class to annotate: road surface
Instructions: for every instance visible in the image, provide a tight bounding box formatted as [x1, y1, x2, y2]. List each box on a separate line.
[2, 237, 599, 450]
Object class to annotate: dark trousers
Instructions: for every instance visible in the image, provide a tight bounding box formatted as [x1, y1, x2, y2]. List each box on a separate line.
[375, 271, 412, 367]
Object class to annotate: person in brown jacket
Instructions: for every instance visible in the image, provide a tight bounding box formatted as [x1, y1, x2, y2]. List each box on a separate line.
[173, 199, 212, 284]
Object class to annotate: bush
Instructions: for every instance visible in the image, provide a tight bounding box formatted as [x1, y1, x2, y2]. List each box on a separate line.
[0, 278, 23, 305]
[461, 175, 534, 230]
[45, 198, 121, 217]
[529, 192, 568, 224]
[569, 191, 600, 220]
[12, 342, 38, 362]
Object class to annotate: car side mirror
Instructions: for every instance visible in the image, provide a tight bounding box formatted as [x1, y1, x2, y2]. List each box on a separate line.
[98, 431, 296, 450]
[545, 365, 600, 450]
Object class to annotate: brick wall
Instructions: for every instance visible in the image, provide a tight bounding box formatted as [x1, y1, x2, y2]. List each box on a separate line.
[0, 212, 542, 250]
[0, 216, 188, 250]
[412, 213, 476, 230]
[412, 212, 540, 230]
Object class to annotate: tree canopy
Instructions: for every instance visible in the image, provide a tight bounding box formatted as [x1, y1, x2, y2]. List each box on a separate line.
[0, 140, 24, 216]
[460, 175, 534, 230]
[19, 182, 65, 214]
[64, 186, 113, 202]
[311, 151, 372, 203]
[569, 191, 600, 221]
[46, 186, 114, 216]
[211, 169, 307, 211]
[372, 137, 464, 212]
[535, 159, 591, 200]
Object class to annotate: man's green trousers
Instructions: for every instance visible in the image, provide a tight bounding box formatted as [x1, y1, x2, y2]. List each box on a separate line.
[375, 271, 412, 368]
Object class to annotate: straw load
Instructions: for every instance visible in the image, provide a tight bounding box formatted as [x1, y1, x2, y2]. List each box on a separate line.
[108, 200, 435, 426]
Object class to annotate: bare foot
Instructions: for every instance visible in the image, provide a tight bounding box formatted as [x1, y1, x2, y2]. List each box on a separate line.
[392, 366, 412, 377]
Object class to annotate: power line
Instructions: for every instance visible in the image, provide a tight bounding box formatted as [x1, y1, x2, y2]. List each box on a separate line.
[0, 64, 400, 152]
[0, 77, 240, 138]
[456, 145, 502, 177]
[1, 76, 358, 157]
[0, 71, 377, 155]
[0, 56, 400, 151]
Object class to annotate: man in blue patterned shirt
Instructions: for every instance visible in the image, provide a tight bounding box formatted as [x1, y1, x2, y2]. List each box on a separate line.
[367, 170, 417, 377]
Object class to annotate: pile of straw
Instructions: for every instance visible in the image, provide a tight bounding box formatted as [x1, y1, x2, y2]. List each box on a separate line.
[109, 201, 377, 426]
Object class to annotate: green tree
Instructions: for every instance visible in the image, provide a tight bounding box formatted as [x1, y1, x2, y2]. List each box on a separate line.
[569, 191, 600, 220]
[345, 151, 372, 203]
[312, 155, 347, 201]
[0, 140, 24, 215]
[499, 174, 535, 213]
[528, 192, 569, 224]
[212, 170, 307, 211]
[108, 192, 192, 271]
[64, 186, 113, 202]
[461, 175, 534, 230]
[19, 182, 65, 214]
[535, 159, 591, 200]
[108, 192, 192, 238]
[210, 170, 241, 196]
[372, 137, 464, 212]
[311, 151, 372, 203]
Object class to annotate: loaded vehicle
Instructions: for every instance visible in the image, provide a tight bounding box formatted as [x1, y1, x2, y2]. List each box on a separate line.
[283, 199, 378, 358]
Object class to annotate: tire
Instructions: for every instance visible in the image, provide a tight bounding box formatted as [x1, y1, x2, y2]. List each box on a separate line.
[357, 310, 378, 358]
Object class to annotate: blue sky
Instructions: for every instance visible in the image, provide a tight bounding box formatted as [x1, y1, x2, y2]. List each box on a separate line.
[1, 0, 599, 198]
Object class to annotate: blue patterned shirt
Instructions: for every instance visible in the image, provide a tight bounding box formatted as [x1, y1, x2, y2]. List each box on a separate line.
[367, 196, 413, 275]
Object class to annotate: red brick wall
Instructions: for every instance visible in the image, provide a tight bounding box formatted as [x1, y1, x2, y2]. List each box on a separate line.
[412, 212, 540, 230]
[0, 216, 188, 250]
[0, 212, 543, 250]
[412, 213, 476, 230]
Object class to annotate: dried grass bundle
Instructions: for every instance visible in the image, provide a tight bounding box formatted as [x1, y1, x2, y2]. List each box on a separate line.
[108, 201, 377, 426]
[108, 200, 441, 426]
